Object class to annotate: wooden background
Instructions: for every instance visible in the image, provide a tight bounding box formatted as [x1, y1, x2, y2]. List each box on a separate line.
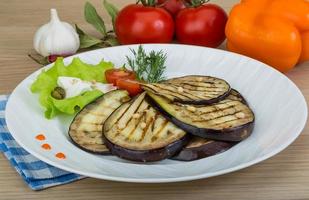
[0, 0, 309, 199]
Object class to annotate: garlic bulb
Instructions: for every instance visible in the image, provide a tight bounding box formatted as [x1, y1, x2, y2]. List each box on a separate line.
[33, 9, 80, 57]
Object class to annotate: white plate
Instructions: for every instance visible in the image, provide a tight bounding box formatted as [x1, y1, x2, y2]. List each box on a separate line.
[5, 44, 308, 183]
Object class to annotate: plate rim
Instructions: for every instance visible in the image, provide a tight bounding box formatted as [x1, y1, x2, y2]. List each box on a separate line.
[5, 43, 308, 183]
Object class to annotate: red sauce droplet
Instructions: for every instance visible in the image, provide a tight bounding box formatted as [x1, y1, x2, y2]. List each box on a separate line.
[55, 152, 66, 159]
[35, 134, 46, 141]
[41, 143, 51, 150]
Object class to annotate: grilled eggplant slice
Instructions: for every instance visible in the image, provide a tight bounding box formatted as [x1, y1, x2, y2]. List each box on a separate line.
[69, 90, 131, 154]
[103, 92, 189, 162]
[142, 75, 231, 105]
[227, 89, 247, 104]
[172, 137, 236, 161]
[147, 91, 254, 141]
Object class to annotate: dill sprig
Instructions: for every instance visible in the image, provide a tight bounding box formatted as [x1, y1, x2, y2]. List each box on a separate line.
[126, 45, 167, 83]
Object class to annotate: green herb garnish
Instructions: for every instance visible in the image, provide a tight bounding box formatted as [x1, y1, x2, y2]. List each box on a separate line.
[126, 45, 167, 83]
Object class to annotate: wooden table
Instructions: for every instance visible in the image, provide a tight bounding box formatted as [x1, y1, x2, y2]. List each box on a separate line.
[1, 0, 309, 199]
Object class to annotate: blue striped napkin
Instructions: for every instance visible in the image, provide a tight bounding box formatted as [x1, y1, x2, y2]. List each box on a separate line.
[0, 95, 85, 190]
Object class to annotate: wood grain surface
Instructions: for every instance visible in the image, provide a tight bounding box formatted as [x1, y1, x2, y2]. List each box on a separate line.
[0, 0, 309, 199]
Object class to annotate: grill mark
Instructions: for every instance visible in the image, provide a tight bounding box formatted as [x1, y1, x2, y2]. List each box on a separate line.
[173, 102, 239, 116]
[171, 81, 219, 88]
[81, 112, 107, 117]
[150, 84, 194, 100]
[171, 84, 227, 98]
[113, 130, 121, 138]
[182, 91, 206, 99]
[165, 84, 213, 100]
[197, 104, 239, 116]
[72, 121, 102, 126]
[192, 112, 239, 123]
[111, 104, 141, 137]
[178, 82, 226, 90]
[152, 83, 221, 100]
[163, 84, 200, 100]
[126, 111, 146, 140]
[151, 113, 159, 133]
[211, 117, 252, 128]
[143, 85, 178, 100]
[167, 79, 220, 85]
[139, 115, 155, 142]
[115, 102, 149, 138]
[151, 120, 169, 142]
[200, 100, 239, 108]
[192, 112, 252, 127]
[115, 98, 145, 130]
[168, 80, 218, 85]
[84, 104, 114, 111]
[107, 103, 132, 132]
[89, 113, 106, 117]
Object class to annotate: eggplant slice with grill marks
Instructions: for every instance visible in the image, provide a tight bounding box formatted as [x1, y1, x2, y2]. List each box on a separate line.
[103, 92, 189, 162]
[142, 75, 231, 105]
[147, 91, 254, 142]
[172, 136, 236, 161]
[69, 90, 131, 154]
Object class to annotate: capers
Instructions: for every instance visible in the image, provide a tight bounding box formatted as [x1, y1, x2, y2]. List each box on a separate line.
[51, 87, 66, 100]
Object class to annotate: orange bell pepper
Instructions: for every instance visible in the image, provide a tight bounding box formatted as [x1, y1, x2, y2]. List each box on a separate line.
[225, 0, 309, 72]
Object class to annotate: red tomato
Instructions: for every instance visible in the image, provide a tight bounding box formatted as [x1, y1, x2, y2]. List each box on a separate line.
[116, 79, 143, 96]
[175, 4, 228, 48]
[157, 0, 186, 16]
[115, 4, 174, 44]
[105, 69, 136, 86]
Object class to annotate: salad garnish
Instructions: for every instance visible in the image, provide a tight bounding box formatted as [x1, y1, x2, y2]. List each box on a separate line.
[31, 57, 114, 119]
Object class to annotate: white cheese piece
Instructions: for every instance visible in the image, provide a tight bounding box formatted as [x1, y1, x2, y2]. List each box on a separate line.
[57, 76, 92, 98]
[91, 83, 117, 94]
[57, 76, 117, 99]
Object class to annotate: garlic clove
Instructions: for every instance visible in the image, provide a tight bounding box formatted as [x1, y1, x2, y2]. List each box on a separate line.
[33, 24, 49, 54]
[33, 9, 80, 57]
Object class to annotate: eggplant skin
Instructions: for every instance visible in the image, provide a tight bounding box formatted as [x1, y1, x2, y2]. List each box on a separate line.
[146, 95, 255, 142]
[103, 134, 190, 162]
[172, 139, 236, 161]
[228, 89, 248, 105]
[69, 135, 111, 155]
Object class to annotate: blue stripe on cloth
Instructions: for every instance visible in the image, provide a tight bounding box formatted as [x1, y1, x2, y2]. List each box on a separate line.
[0, 95, 85, 190]
[0, 102, 5, 110]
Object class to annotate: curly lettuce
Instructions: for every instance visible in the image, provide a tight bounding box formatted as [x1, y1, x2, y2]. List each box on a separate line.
[31, 57, 114, 119]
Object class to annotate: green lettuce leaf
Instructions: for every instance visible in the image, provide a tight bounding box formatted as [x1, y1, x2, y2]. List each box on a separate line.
[31, 57, 114, 119]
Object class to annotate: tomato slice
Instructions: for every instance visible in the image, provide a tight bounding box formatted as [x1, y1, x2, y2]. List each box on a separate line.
[105, 69, 136, 85]
[116, 79, 143, 96]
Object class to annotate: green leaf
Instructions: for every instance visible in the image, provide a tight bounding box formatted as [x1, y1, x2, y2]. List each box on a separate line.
[52, 90, 103, 115]
[103, 0, 119, 31]
[103, 36, 119, 46]
[31, 57, 114, 119]
[84, 2, 107, 36]
[75, 25, 103, 49]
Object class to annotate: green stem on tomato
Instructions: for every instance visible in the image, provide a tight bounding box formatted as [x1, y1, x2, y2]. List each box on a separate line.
[136, 0, 158, 7]
[189, 0, 210, 8]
